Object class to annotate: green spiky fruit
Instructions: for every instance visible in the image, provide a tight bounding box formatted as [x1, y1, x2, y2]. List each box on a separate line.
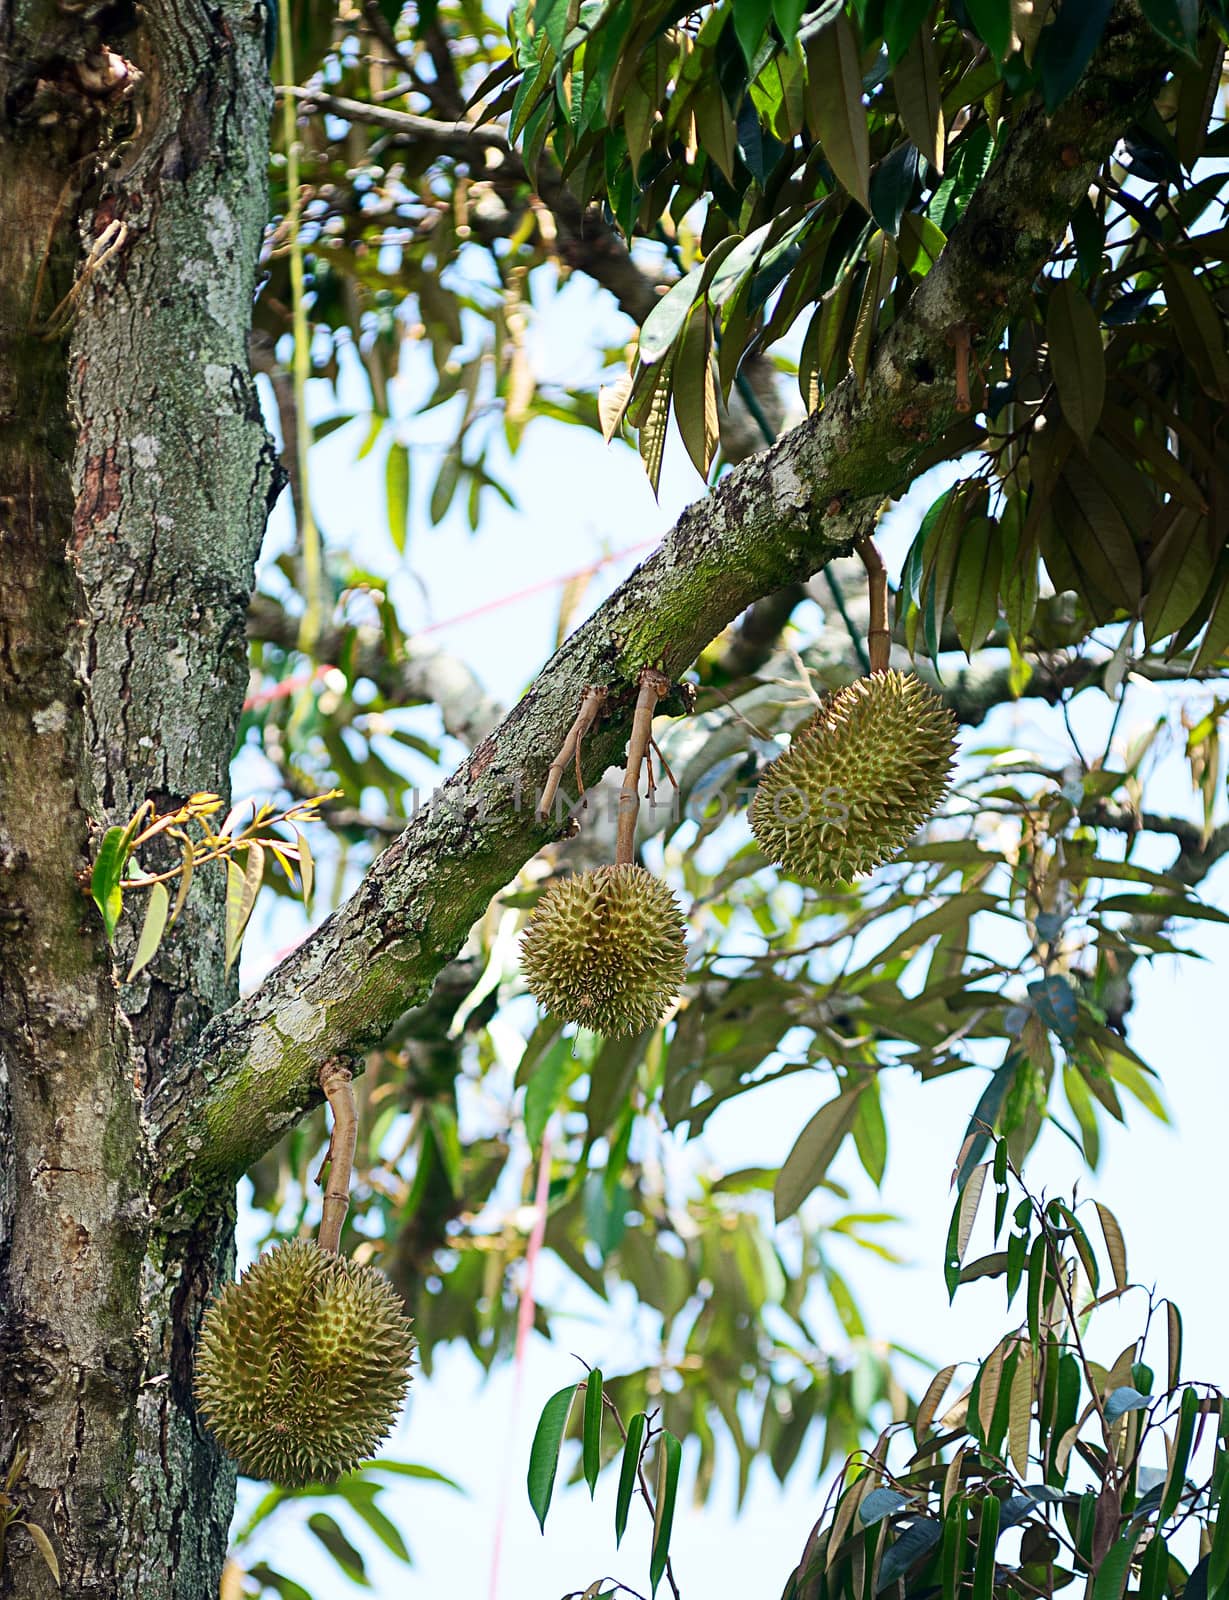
[194, 1239, 415, 1486]
[749, 670, 956, 883]
[520, 864, 686, 1036]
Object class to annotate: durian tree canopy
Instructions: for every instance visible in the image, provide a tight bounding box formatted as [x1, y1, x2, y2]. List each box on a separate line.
[6, 0, 1229, 1592]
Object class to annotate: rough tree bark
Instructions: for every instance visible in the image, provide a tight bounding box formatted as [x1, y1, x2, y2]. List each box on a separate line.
[0, 1, 278, 1594]
[0, 4, 1172, 1598]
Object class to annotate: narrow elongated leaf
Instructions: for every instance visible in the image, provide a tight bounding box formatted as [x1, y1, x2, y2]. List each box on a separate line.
[1008, 1342, 1032, 1477]
[1048, 278, 1105, 447]
[91, 825, 128, 941]
[1104, 1387, 1150, 1423]
[306, 1511, 367, 1583]
[775, 1085, 868, 1222]
[169, 839, 194, 928]
[583, 1369, 603, 1497]
[860, 1488, 907, 1527]
[294, 828, 314, 910]
[806, 15, 871, 208]
[1095, 1202, 1128, 1291]
[1158, 1385, 1198, 1522]
[915, 1364, 958, 1443]
[1163, 263, 1229, 400]
[894, 26, 945, 172]
[976, 1337, 1008, 1442]
[673, 307, 718, 481]
[876, 1519, 942, 1592]
[1037, 0, 1113, 111]
[385, 442, 411, 554]
[23, 1521, 60, 1583]
[524, 1033, 571, 1150]
[527, 1383, 579, 1532]
[637, 356, 673, 495]
[972, 1494, 999, 1600]
[1092, 1527, 1144, 1600]
[615, 1413, 646, 1547]
[649, 1431, 682, 1596]
[884, 0, 931, 62]
[224, 842, 265, 973]
[1140, 0, 1199, 58]
[1167, 1300, 1183, 1390]
[639, 266, 702, 365]
[950, 516, 1002, 655]
[847, 231, 897, 391]
[965, 0, 1012, 57]
[126, 881, 170, 982]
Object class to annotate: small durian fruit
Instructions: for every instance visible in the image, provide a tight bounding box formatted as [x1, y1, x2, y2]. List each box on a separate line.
[520, 863, 686, 1036]
[194, 1238, 414, 1487]
[749, 670, 956, 884]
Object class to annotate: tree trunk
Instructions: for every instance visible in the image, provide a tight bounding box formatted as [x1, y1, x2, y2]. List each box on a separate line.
[0, 3, 278, 1593]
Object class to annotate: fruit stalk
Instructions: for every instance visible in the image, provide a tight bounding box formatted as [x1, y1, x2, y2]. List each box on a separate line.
[615, 667, 669, 865]
[856, 536, 891, 675]
[316, 1059, 357, 1253]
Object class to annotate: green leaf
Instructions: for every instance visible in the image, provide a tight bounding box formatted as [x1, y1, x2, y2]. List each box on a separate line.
[583, 1369, 603, 1498]
[1162, 263, 1229, 401]
[1158, 1385, 1198, 1522]
[851, 1078, 887, 1187]
[774, 1084, 868, 1222]
[343, 1487, 412, 1563]
[944, 1163, 989, 1299]
[884, 0, 931, 63]
[972, 1494, 999, 1600]
[1140, 0, 1199, 58]
[950, 515, 1002, 655]
[876, 1519, 942, 1591]
[1048, 278, 1105, 448]
[306, 1511, 369, 1585]
[294, 827, 314, 911]
[1092, 1527, 1145, 1600]
[734, 0, 773, 67]
[673, 306, 719, 481]
[1104, 1386, 1150, 1423]
[639, 265, 703, 365]
[224, 841, 265, 973]
[773, 0, 807, 38]
[847, 230, 897, 390]
[1095, 1202, 1127, 1291]
[964, 0, 1012, 57]
[126, 881, 170, 982]
[898, 212, 946, 277]
[1093, 893, 1229, 924]
[527, 1383, 579, 1532]
[247, 1565, 313, 1600]
[806, 14, 871, 209]
[385, 441, 411, 554]
[894, 25, 945, 172]
[1037, 0, 1112, 112]
[524, 1032, 572, 1150]
[91, 825, 129, 941]
[649, 1430, 682, 1596]
[21, 1521, 59, 1584]
[615, 1413, 646, 1547]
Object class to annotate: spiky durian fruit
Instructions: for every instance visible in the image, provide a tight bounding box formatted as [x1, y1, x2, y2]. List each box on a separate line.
[194, 1238, 415, 1487]
[520, 864, 686, 1036]
[749, 670, 956, 884]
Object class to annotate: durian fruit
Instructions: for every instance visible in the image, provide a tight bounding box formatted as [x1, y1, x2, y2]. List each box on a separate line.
[194, 1238, 415, 1487]
[520, 863, 686, 1036]
[749, 670, 956, 884]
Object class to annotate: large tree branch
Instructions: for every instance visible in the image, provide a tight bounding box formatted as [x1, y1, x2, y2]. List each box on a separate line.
[153, 7, 1173, 1213]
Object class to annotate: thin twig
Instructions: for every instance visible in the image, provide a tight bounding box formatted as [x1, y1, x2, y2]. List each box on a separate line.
[616, 669, 670, 865]
[316, 1060, 357, 1253]
[538, 685, 608, 821]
